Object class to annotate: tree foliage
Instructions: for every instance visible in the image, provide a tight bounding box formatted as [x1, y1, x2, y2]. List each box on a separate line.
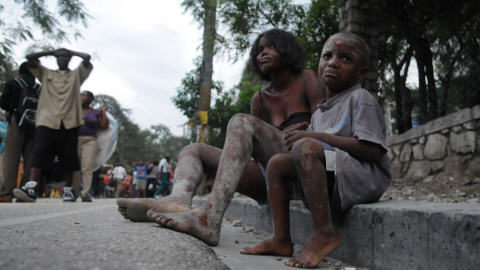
[179, 0, 480, 140]
[376, 0, 480, 133]
[93, 94, 188, 167]
[0, 0, 90, 73]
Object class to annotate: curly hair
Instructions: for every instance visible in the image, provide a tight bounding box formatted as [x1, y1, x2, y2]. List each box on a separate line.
[250, 29, 305, 81]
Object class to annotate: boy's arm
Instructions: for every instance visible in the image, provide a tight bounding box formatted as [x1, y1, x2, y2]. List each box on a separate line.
[285, 130, 383, 161]
[26, 50, 56, 68]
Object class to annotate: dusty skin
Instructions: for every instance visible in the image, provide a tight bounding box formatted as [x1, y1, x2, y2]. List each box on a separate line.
[146, 114, 288, 246]
[147, 207, 221, 246]
[117, 198, 189, 222]
[117, 142, 268, 222]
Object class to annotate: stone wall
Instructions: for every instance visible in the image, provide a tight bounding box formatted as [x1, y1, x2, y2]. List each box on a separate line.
[387, 105, 480, 181]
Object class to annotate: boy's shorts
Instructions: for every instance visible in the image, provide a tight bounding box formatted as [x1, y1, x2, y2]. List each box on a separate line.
[31, 124, 80, 172]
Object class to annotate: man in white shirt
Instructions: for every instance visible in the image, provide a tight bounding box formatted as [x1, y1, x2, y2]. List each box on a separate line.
[112, 164, 127, 197]
[157, 156, 170, 196]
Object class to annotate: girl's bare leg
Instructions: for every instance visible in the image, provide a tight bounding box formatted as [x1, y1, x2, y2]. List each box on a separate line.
[117, 143, 220, 221]
[118, 140, 268, 222]
[284, 138, 340, 268]
[148, 113, 287, 245]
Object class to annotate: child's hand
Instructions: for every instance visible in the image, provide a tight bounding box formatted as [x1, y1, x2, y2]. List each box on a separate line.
[283, 122, 309, 133]
[284, 130, 310, 150]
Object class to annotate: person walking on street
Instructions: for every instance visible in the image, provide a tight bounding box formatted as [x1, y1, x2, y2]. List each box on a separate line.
[156, 156, 170, 197]
[72, 90, 108, 202]
[112, 164, 127, 198]
[0, 62, 41, 202]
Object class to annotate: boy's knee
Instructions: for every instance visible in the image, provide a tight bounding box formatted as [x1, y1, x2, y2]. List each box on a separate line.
[291, 138, 324, 161]
[266, 153, 291, 172]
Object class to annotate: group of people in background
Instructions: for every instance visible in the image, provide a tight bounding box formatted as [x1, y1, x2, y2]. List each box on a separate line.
[0, 48, 109, 203]
[0, 49, 173, 201]
[98, 158, 173, 199]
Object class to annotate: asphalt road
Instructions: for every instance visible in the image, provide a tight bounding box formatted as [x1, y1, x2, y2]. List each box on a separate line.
[0, 199, 361, 270]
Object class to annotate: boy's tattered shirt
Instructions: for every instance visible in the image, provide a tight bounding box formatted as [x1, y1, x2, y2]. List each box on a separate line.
[309, 84, 391, 210]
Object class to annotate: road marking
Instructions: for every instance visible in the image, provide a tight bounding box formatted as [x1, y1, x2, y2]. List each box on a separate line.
[0, 205, 114, 227]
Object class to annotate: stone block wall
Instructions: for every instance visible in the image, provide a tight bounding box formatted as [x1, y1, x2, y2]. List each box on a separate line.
[387, 105, 480, 181]
[339, 0, 379, 93]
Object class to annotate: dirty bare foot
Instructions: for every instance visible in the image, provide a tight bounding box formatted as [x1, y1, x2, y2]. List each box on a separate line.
[147, 209, 221, 246]
[117, 198, 189, 222]
[240, 237, 293, 256]
[284, 232, 340, 268]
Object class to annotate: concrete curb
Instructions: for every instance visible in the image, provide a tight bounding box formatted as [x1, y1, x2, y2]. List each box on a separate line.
[195, 198, 480, 270]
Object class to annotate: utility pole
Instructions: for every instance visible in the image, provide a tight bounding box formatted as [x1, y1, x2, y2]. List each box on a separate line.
[198, 0, 217, 143]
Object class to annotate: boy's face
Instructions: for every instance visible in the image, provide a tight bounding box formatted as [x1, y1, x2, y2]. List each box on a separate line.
[256, 36, 283, 74]
[318, 37, 367, 92]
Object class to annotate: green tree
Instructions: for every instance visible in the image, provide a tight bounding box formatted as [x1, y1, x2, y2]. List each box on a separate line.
[93, 94, 189, 166]
[0, 0, 90, 72]
[172, 58, 223, 142]
[376, 0, 480, 132]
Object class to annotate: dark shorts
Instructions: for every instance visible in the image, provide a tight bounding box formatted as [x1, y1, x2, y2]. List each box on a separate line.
[31, 124, 80, 172]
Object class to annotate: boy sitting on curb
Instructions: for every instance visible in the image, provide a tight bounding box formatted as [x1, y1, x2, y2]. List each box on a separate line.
[240, 32, 391, 268]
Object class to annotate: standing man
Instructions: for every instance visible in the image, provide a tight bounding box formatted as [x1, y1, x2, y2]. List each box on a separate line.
[157, 156, 170, 196]
[13, 48, 93, 202]
[112, 163, 127, 198]
[0, 62, 41, 202]
[72, 90, 108, 202]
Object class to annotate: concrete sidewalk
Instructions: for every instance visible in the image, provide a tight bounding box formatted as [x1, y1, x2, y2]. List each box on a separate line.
[0, 199, 362, 270]
[214, 197, 480, 270]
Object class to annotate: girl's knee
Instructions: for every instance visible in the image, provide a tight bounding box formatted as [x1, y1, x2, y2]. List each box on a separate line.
[179, 143, 203, 157]
[226, 113, 255, 132]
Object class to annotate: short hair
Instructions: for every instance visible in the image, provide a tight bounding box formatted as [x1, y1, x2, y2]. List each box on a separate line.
[18, 62, 33, 77]
[82, 90, 94, 101]
[327, 32, 370, 66]
[250, 29, 305, 81]
[56, 48, 69, 55]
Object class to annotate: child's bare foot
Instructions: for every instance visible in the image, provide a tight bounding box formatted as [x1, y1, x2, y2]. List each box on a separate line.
[117, 198, 189, 222]
[240, 237, 293, 256]
[284, 232, 340, 268]
[147, 209, 220, 246]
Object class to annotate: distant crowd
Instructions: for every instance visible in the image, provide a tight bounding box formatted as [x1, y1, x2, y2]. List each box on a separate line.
[102, 158, 173, 199]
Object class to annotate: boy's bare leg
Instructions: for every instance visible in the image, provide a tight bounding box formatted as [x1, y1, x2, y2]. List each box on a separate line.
[147, 114, 286, 246]
[240, 154, 295, 256]
[285, 138, 340, 268]
[117, 141, 268, 222]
